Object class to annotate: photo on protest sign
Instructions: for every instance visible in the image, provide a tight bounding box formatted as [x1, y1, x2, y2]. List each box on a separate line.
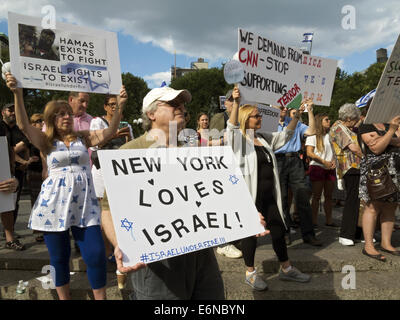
[8, 12, 122, 94]
[219, 96, 226, 109]
[0, 137, 15, 213]
[98, 146, 264, 266]
[364, 34, 400, 124]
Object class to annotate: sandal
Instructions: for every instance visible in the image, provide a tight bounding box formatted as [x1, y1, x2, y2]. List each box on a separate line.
[5, 240, 25, 251]
[362, 249, 386, 262]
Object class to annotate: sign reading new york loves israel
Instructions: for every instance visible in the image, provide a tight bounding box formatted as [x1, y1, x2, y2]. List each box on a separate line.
[98, 146, 264, 266]
[8, 12, 122, 94]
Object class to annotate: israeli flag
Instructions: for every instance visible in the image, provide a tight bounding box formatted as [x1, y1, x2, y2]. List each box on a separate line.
[302, 33, 313, 42]
[160, 81, 167, 87]
[355, 89, 376, 108]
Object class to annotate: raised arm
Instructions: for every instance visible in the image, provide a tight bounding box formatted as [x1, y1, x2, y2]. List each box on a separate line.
[5, 73, 47, 152]
[361, 116, 400, 155]
[228, 86, 240, 126]
[85, 86, 128, 147]
[303, 98, 316, 136]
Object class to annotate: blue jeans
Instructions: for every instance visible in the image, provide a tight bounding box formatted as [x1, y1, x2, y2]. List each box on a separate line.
[276, 155, 315, 239]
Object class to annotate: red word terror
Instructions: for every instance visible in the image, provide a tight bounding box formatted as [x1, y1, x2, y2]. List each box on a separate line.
[277, 83, 301, 107]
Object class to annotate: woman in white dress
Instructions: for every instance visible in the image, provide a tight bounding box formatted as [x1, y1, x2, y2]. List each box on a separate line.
[6, 73, 127, 300]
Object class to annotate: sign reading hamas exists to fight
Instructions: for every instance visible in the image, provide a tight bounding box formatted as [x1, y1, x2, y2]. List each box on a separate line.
[0, 137, 15, 213]
[8, 12, 122, 94]
[98, 146, 264, 266]
[364, 34, 400, 124]
[237, 28, 337, 108]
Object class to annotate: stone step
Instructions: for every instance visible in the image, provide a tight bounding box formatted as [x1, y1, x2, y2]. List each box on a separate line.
[222, 269, 400, 300]
[2, 268, 399, 300]
[0, 270, 131, 300]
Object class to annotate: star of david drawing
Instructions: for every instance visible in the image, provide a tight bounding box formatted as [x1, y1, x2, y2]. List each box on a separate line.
[121, 218, 133, 232]
[229, 175, 239, 185]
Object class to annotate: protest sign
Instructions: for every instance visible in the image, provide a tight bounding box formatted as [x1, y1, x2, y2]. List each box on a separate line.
[300, 54, 337, 106]
[364, 35, 400, 124]
[237, 29, 337, 109]
[257, 104, 280, 132]
[0, 137, 15, 213]
[98, 146, 264, 266]
[8, 12, 122, 94]
[224, 59, 245, 84]
[219, 96, 226, 109]
[238, 28, 304, 107]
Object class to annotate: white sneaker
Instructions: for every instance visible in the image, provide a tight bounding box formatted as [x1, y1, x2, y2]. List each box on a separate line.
[339, 237, 354, 246]
[216, 244, 243, 258]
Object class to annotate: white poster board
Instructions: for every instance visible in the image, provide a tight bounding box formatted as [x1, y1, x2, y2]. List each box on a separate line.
[238, 28, 304, 107]
[237, 28, 337, 109]
[0, 137, 15, 213]
[364, 34, 400, 124]
[300, 54, 337, 106]
[8, 12, 122, 94]
[98, 146, 264, 266]
[257, 104, 280, 132]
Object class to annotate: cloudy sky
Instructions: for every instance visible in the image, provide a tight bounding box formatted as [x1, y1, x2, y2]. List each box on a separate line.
[1, 0, 399, 87]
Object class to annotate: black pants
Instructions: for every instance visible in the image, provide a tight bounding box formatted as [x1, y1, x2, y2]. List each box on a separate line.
[339, 168, 360, 240]
[242, 200, 288, 267]
[13, 169, 25, 226]
[276, 156, 315, 238]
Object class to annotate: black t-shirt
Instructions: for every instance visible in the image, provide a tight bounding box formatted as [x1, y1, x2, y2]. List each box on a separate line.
[2, 121, 30, 170]
[255, 145, 275, 213]
[0, 121, 15, 175]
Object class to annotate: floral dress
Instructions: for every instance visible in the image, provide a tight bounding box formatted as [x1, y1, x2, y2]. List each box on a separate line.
[358, 124, 400, 204]
[29, 138, 101, 232]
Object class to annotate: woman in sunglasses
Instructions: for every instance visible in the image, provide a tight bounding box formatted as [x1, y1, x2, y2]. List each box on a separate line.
[226, 87, 312, 291]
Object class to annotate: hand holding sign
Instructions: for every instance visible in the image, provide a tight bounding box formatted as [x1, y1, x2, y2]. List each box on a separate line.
[389, 114, 400, 130]
[5, 73, 21, 94]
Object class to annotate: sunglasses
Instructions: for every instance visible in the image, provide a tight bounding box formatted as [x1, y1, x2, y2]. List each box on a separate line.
[160, 99, 185, 108]
[33, 119, 43, 124]
[249, 114, 262, 119]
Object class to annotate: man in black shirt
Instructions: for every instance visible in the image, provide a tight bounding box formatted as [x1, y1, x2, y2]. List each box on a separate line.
[1, 103, 31, 234]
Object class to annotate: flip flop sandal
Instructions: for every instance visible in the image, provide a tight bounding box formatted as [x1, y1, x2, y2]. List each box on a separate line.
[362, 249, 386, 262]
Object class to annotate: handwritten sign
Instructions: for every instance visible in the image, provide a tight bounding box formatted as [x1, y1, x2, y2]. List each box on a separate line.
[237, 28, 304, 107]
[0, 137, 15, 213]
[237, 29, 337, 109]
[364, 34, 400, 124]
[224, 60, 245, 84]
[8, 12, 122, 94]
[258, 104, 280, 132]
[98, 146, 264, 266]
[300, 54, 337, 106]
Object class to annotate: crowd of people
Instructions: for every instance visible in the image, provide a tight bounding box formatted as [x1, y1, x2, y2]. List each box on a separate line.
[1, 71, 400, 300]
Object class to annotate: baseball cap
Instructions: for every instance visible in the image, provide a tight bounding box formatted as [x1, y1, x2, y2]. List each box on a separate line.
[225, 89, 233, 100]
[2, 103, 14, 111]
[142, 87, 192, 113]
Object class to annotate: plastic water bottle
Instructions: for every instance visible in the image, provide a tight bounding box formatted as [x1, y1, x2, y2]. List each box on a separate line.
[16, 280, 26, 294]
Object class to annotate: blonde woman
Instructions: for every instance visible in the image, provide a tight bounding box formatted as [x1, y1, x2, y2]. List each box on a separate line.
[6, 73, 127, 300]
[306, 114, 337, 227]
[227, 87, 311, 291]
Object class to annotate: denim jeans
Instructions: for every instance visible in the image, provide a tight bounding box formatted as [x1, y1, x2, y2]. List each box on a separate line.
[276, 155, 315, 239]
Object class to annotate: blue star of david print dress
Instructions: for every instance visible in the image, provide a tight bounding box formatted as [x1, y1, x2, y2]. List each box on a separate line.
[29, 138, 100, 232]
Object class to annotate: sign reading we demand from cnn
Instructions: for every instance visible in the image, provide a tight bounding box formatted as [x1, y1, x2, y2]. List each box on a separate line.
[98, 146, 264, 266]
[238, 28, 337, 108]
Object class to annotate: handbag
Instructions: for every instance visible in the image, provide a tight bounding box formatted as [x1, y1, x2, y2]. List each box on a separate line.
[366, 161, 398, 200]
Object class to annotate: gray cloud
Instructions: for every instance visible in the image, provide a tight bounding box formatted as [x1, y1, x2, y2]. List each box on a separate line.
[2, 0, 399, 62]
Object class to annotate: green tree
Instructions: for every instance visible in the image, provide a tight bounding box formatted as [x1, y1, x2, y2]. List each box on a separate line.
[170, 68, 231, 130]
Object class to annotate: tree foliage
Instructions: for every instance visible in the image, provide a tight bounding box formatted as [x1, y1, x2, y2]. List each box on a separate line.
[170, 67, 232, 129]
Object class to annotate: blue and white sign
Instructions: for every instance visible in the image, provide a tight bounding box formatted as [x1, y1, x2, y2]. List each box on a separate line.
[8, 12, 122, 94]
[98, 146, 264, 266]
